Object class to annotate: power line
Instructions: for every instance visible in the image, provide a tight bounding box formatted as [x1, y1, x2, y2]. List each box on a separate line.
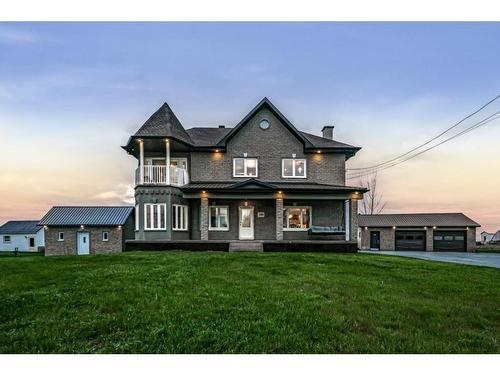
[346, 110, 500, 180]
[347, 94, 500, 172]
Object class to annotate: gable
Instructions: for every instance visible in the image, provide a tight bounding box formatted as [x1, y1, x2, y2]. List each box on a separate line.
[217, 98, 311, 149]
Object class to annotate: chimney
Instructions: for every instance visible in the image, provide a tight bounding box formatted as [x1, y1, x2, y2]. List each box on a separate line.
[322, 125, 334, 140]
[218, 125, 225, 128]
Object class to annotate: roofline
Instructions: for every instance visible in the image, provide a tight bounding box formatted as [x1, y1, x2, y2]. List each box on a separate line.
[216, 97, 312, 148]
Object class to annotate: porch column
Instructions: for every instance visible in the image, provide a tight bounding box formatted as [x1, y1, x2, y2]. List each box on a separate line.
[200, 196, 209, 240]
[276, 198, 283, 240]
[350, 199, 358, 242]
[344, 199, 351, 241]
[165, 139, 170, 185]
[139, 139, 144, 185]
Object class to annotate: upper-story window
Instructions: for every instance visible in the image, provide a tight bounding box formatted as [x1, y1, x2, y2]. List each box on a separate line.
[233, 158, 258, 177]
[282, 159, 306, 178]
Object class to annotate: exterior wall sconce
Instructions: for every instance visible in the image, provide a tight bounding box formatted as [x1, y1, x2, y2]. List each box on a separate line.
[364, 227, 368, 230]
[43, 225, 48, 230]
[433, 226, 437, 229]
[466, 227, 469, 230]
[292, 153, 296, 158]
[243, 152, 248, 157]
[214, 149, 219, 153]
[244, 200, 248, 207]
[424, 226, 427, 230]
[392, 226, 396, 229]
[317, 150, 321, 154]
[118, 225, 122, 230]
[80, 225, 85, 230]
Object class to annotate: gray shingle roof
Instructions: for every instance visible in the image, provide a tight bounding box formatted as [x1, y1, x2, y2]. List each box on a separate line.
[39, 206, 134, 226]
[186, 127, 231, 146]
[0, 220, 41, 234]
[134, 103, 193, 145]
[358, 213, 480, 228]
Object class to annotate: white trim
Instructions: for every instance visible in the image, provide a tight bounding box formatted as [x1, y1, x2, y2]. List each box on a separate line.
[282, 158, 307, 178]
[144, 203, 167, 231]
[208, 205, 230, 231]
[233, 157, 258, 178]
[283, 206, 312, 231]
[102, 231, 109, 242]
[345, 200, 350, 241]
[57, 232, 64, 241]
[172, 204, 189, 231]
[135, 204, 139, 231]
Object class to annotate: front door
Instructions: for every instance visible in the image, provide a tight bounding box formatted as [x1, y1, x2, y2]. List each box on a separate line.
[370, 231, 380, 250]
[239, 206, 254, 240]
[77, 232, 90, 255]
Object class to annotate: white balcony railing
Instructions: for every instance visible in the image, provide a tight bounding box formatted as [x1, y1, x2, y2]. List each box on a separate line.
[135, 165, 189, 187]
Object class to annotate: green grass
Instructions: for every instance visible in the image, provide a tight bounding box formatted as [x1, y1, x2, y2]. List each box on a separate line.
[0, 251, 499, 353]
[476, 246, 500, 253]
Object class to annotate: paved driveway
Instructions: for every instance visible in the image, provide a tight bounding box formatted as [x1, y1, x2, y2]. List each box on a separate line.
[360, 250, 500, 269]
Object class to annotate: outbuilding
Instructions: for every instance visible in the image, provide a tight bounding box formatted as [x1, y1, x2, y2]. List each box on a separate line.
[0, 220, 44, 252]
[359, 213, 479, 252]
[39, 206, 135, 256]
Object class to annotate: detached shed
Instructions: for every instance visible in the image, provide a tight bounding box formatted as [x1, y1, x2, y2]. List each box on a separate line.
[39, 206, 134, 256]
[0, 220, 44, 252]
[359, 213, 480, 252]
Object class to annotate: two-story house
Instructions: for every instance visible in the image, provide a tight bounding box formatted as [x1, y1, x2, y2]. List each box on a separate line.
[122, 98, 367, 251]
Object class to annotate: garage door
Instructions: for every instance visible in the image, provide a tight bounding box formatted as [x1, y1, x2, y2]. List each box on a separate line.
[395, 231, 426, 251]
[433, 231, 466, 252]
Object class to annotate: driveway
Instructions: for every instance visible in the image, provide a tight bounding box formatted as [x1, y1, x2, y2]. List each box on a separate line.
[360, 250, 500, 269]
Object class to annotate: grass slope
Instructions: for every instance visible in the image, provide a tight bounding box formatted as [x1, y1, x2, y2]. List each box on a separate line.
[0, 251, 499, 353]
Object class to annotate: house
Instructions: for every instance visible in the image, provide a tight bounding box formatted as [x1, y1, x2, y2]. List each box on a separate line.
[490, 230, 500, 244]
[122, 97, 367, 252]
[39, 206, 135, 256]
[0, 220, 44, 252]
[358, 213, 480, 252]
[480, 231, 494, 244]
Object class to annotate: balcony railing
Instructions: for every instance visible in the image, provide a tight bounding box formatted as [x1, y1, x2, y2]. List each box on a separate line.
[135, 165, 189, 187]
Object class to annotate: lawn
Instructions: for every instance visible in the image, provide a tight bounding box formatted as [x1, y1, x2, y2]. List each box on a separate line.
[0, 251, 499, 353]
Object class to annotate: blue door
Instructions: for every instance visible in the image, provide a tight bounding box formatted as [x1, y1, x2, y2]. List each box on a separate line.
[77, 232, 90, 255]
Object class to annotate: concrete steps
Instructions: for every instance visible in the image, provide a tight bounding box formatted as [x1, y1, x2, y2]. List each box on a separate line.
[229, 241, 264, 252]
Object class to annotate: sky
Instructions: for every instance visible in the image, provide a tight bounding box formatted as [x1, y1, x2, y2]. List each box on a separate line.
[0, 22, 499, 233]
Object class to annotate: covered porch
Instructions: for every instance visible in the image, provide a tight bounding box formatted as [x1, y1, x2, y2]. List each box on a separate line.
[181, 179, 364, 243]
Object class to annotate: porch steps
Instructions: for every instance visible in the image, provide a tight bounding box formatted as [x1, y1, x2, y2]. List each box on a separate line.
[229, 241, 264, 252]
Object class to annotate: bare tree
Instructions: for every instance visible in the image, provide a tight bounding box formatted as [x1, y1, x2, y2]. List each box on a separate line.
[358, 173, 387, 214]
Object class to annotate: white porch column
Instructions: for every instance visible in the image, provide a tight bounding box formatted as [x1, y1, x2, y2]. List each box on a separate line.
[165, 139, 170, 185]
[139, 139, 144, 185]
[200, 196, 209, 240]
[344, 199, 351, 241]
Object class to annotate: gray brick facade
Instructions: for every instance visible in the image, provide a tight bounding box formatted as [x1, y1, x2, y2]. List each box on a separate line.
[189, 109, 345, 185]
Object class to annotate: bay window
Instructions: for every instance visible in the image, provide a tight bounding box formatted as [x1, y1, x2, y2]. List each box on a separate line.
[282, 159, 306, 178]
[172, 204, 188, 231]
[233, 158, 258, 177]
[209, 206, 229, 230]
[283, 206, 311, 230]
[144, 203, 167, 230]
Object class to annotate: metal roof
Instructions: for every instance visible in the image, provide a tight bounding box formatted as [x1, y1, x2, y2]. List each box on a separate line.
[39, 206, 134, 226]
[181, 179, 367, 193]
[0, 220, 41, 234]
[358, 213, 480, 228]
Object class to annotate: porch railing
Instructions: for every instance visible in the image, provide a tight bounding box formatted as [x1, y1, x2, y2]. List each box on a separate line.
[135, 166, 189, 187]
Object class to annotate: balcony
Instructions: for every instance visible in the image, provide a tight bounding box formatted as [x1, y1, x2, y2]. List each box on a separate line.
[135, 165, 189, 187]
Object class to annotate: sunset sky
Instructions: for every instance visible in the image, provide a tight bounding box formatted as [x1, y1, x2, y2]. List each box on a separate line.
[0, 22, 499, 233]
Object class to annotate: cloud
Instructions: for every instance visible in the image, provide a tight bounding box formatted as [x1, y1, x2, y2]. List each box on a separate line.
[93, 184, 134, 204]
[0, 25, 39, 44]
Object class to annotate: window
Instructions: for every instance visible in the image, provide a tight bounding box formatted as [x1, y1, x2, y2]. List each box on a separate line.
[283, 206, 311, 230]
[58, 232, 64, 241]
[3, 235, 11, 243]
[233, 158, 258, 177]
[29, 237, 35, 247]
[144, 203, 167, 230]
[259, 119, 270, 130]
[102, 231, 109, 241]
[172, 205, 188, 231]
[282, 159, 306, 178]
[209, 206, 229, 231]
[455, 235, 465, 241]
[135, 204, 139, 231]
[434, 236, 443, 241]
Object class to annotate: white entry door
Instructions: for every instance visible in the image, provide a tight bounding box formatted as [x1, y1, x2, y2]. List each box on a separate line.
[239, 206, 254, 240]
[77, 232, 90, 255]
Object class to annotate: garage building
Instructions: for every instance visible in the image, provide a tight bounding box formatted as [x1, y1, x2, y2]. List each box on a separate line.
[359, 213, 479, 252]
